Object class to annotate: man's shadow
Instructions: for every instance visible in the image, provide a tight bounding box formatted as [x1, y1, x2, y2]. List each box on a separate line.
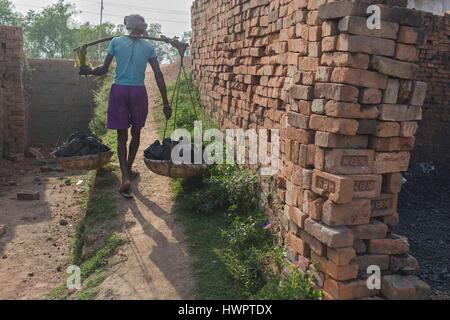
[122, 184, 192, 299]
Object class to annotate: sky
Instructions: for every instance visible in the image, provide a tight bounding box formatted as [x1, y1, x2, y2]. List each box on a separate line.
[10, 0, 193, 37]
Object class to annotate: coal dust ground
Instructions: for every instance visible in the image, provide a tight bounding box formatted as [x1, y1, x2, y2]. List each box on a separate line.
[396, 164, 450, 300]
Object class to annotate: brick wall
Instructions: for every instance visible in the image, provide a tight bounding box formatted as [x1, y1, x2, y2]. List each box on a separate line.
[412, 13, 450, 171]
[26, 59, 96, 145]
[0, 25, 28, 158]
[191, 0, 431, 299]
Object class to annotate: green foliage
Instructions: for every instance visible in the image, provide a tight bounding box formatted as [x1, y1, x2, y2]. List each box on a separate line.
[0, 0, 22, 25]
[90, 74, 113, 137]
[216, 213, 322, 299]
[2, 0, 189, 61]
[178, 164, 258, 215]
[255, 265, 323, 300]
[22, 1, 77, 58]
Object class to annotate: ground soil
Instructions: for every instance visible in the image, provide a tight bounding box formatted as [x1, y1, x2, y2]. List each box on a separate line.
[396, 164, 450, 300]
[0, 61, 194, 300]
[0, 155, 86, 299]
[94, 62, 195, 299]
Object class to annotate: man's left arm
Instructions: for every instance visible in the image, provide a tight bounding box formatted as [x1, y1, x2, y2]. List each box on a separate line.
[149, 57, 172, 119]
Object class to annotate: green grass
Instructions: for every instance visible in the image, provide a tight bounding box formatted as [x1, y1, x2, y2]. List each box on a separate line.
[47, 74, 125, 300]
[162, 69, 321, 300]
[173, 179, 245, 299]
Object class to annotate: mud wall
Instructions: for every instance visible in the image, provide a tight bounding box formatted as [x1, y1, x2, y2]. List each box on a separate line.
[191, 0, 431, 299]
[412, 13, 450, 171]
[26, 59, 97, 146]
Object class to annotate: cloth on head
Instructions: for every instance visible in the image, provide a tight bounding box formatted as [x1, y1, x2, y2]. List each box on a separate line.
[124, 15, 148, 36]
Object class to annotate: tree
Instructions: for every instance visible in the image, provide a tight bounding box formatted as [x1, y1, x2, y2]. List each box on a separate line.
[181, 30, 192, 56]
[0, 0, 22, 26]
[73, 21, 125, 61]
[23, 1, 77, 58]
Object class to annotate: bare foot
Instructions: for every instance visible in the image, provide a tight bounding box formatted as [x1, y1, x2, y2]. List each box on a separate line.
[119, 180, 133, 199]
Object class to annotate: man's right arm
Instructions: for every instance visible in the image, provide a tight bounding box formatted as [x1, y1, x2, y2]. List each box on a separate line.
[79, 54, 113, 76]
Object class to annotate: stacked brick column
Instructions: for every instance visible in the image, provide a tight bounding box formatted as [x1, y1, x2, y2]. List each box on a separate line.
[0, 26, 27, 158]
[191, 0, 432, 299]
[283, 1, 431, 300]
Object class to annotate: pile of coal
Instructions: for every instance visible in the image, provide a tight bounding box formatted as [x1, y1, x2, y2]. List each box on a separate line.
[144, 138, 205, 163]
[53, 132, 110, 158]
[144, 138, 178, 160]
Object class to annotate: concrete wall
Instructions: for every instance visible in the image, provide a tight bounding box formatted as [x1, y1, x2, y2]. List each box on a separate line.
[0, 25, 28, 158]
[408, 0, 450, 14]
[26, 59, 96, 145]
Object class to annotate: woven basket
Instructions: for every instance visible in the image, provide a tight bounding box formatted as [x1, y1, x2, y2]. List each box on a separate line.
[144, 157, 207, 179]
[55, 151, 114, 171]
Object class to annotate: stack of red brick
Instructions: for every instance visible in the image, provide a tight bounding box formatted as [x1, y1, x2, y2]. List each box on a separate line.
[191, 0, 431, 299]
[0, 26, 27, 158]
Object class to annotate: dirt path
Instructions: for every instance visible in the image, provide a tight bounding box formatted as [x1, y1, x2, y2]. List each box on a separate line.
[0, 156, 86, 299]
[95, 63, 195, 300]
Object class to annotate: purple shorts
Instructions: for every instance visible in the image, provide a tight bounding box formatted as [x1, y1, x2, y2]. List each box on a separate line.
[107, 84, 148, 130]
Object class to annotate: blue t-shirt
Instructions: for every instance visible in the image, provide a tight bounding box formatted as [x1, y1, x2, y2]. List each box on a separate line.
[107, 36, 157, 86]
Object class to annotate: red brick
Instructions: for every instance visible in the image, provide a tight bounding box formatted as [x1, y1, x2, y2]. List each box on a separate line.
[338, 16, 399, 40]
[390, 254, 420, 273]
[327, 247, 356, 266]
[309, 197, 326, 221]
[314, 83, 359, 103]
[381, 275, 430, 300]
[337, 34, 395, 56]
[349, 221, 388, 240]
[309, 115, 359, 136]
[369, 136, 415, 152]
[286, 127, 315, 144]
[317, 149, 374, 175]
[395, 43, 418, 62]
[311, 252, 358, 281]
[371, 193, 398, 217]
[379, 104, 422, 122]
[331, 67, 388, 89]
[398, 26, 420, 44]
[287, 112, 310, 129]
[399, 121, 418, 137]
[322, 199, 371, 227]
[315, 132, 368, 149]
[375, 122, 400, 137]
[351, 174, 382, 198]
[360, 88, 382, 104]
[382, 172, 403, 194]
[410, 81, 427, 106]
[288, 84, 314, 100]
[287, 205, 308, 229]
[324, 278, 379, 300]
[287, 233, 310, 256]
[298, 57, 319, 71]
[300, 230, 326, 257]
[374, 151, 411, 174]
[325, 101, 379, 119]
[369, 234, 409, 255]
[321, 52, 370, 69]
[371, 56, 420, 80]
[312, 169, 354, 204]
[304, 218, 354, 248]
[354, 255, 390, 273]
